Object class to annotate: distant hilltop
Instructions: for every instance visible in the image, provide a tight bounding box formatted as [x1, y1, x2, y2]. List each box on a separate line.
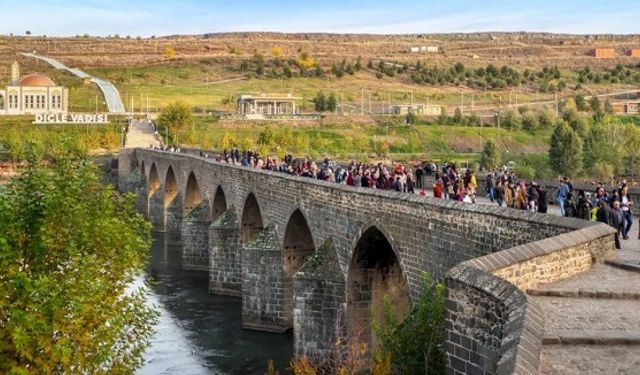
[1, 31, 640, 71]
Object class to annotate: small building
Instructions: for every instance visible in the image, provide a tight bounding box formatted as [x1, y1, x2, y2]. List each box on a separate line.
[390, 104, 442, 116]
[612, 101, 640, 114]
[627, 49, 640, 57]
[0, 61, 69, 115]
[591, 48, 616, 59]
[236, 94, 300, 118]
[409, 46, 438, 53]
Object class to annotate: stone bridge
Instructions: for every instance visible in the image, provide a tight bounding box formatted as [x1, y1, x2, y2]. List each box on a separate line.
[118, 149, 616, 375]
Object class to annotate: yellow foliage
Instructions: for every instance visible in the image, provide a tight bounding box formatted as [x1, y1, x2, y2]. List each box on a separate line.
[289, 356, 317, 375]
[164, 46, 176, 59]
[297, 52, 316, 70]
[272, 46, 283, 58]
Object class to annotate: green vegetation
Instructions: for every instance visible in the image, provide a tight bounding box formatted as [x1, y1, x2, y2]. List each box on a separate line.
[549, 121, 584, 177]
[157, 101, 194, 144]
[372, 273, 445, 375]
[175, 116, 552, 164]
[0, 117, 123, 161]
[0, 151, 157, 373]
[578, 64, 640, 85]
[480, 139, 501, 170]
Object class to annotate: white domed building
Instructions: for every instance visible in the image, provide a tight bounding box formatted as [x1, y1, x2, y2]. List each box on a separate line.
[0, 61, 68, 115]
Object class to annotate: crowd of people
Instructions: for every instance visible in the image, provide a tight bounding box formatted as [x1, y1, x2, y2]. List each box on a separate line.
[154, 145, 637, 248]
[218, 148, 418, 192]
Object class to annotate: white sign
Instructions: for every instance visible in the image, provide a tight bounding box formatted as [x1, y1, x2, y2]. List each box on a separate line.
[33, 113, 109, 124]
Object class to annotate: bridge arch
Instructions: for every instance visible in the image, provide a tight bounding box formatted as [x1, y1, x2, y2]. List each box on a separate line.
[164, 165, 178, 208]
[148, 163, 160, 197]
[346, 225, 410, 351]
[241, 192, 264, 243]
[282, 208, 316, 330]
[184, 171, 202, 213]
[212, 185, 227, 221]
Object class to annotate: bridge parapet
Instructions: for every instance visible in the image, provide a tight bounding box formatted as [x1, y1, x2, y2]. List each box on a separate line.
[120, 148, 617, 371]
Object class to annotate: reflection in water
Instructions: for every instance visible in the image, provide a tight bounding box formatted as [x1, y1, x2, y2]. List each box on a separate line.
[139, 234, 292, 375]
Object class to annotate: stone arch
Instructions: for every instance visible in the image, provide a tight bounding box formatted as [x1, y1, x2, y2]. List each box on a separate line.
[212, 185, 227, 221]
[184, 171, 202, 213]
[148, 163, 160, 197]
[164, 165, 178, 208]
[240, 192, 264, 243]
[282, 208, 316, 330]
[346, 225, 410, 351]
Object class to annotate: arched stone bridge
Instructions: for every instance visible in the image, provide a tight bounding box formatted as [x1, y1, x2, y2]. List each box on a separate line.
[118, 149, 615, 375]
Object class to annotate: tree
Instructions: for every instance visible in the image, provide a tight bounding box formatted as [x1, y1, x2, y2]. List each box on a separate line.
[158, 101, 193, 144]
[405, 111, 417, 125]
[521, 111, 539, 131]
[164, 46, 176, 59]
[313, 92, 326, 112]
[549, 121, 583, 177]
[326, 93, 338, 112]
[589, 96, 602, 113]
[373, 273, 445, 375]
[480, 139, 501, 170]
[25, 30, 31, 36]
[574, 94, 587, 111]
[537, 107, 556, 129]
[272, 46, 283, 58]
[0, 155, 157, 374]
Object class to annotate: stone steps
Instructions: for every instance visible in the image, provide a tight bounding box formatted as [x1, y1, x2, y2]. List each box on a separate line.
[539, 345, 640, 375]
[533, 266, 640, 374]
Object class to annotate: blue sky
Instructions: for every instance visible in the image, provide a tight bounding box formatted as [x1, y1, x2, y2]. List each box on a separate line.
[1, 0, 639, 36]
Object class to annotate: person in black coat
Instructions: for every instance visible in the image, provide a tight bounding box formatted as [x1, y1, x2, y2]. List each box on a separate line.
[537, 185, 548, 213]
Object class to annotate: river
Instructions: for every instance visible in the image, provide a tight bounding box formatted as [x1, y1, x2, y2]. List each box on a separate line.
[138, 234, 293, 375]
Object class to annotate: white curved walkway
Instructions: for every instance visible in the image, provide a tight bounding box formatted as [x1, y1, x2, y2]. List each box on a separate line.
[20, 52, 126, 113]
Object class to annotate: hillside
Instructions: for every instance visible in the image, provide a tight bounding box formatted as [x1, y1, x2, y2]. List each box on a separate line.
[1, 32, 639, 115]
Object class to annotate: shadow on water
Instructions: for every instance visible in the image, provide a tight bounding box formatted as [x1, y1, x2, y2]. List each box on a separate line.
[139, 233, 293, 375]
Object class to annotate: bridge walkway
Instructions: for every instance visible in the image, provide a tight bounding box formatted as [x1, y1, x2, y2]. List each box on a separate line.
[126, 120, 161, 149]
[20, 52, 126, 113]
[419, 186, 640, 373]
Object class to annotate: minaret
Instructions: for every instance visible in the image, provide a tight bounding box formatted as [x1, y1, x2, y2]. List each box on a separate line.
[10, 61, 20, 85]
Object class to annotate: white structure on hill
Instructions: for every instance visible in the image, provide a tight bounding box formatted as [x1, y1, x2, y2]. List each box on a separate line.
[0, 61, 69, 115]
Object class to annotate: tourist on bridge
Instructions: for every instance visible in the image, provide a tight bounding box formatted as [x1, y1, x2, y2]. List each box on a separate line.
[556, 178, 570, 216]
[620, 186, 633, 240]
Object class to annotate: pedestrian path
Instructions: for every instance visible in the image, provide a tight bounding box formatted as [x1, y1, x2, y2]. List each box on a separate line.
[20, 52, 126, 113]
[418, 185, 640, 373]
[126, 120, 160, 149]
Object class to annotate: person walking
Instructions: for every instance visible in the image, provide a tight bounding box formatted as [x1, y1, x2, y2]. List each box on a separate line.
[556, 178, 570, 217]
[620, 186, 633, 240]
[610, 201, 625, 250]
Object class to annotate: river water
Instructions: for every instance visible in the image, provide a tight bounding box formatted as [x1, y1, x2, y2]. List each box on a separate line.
[138, 234, 293, 375]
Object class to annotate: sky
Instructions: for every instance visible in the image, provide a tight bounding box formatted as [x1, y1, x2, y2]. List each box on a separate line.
[0, 0, 639, 37]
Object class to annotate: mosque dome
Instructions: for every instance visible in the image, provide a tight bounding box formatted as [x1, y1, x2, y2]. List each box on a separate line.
[19, 73, 56, 87]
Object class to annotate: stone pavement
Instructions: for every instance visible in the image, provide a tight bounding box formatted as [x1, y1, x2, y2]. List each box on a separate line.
[125, 120, 160, 149]
[417, 186, 640, 373]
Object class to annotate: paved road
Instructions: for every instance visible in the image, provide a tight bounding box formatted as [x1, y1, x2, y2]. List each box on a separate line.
[126, 120, 160, 149]
[20, 53, 126, 113]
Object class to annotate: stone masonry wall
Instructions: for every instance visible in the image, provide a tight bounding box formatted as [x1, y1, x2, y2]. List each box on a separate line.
[241, 227, 288, 332]
[445, 222, 616, 375]
[293, 240, 347, 360]
[122, 149, 614, 362]
[181, 202, 211, 271]
[208, 209, 242, 296]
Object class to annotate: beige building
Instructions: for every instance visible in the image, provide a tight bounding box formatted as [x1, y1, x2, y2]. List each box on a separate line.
[237, 94, 300, 118]
[391, 103, 442, 116]
[0, 61, 69, 115]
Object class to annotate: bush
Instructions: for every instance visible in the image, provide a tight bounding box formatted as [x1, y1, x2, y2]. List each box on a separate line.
[373, 273, 445, 375]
